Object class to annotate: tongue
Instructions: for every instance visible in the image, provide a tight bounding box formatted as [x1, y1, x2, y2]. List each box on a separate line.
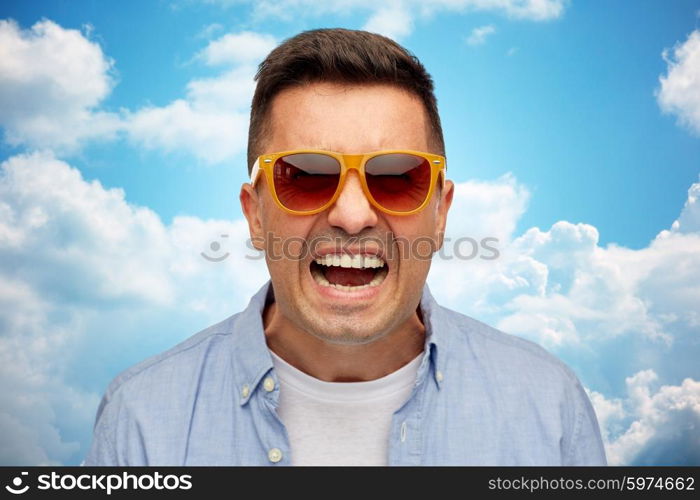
[324, 267, 376, 286]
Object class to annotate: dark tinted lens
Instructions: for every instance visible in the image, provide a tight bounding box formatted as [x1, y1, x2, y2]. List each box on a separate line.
[365, 154, 432, 212]
[273, 153, 341, 211]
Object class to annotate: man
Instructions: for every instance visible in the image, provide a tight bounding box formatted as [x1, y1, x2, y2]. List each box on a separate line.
[85, 28, 607, 466]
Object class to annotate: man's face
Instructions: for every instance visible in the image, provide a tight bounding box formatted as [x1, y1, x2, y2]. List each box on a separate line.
[241, 82, 454, 345]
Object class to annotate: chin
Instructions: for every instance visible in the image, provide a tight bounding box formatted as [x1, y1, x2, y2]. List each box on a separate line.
[308, 320, 389, 346]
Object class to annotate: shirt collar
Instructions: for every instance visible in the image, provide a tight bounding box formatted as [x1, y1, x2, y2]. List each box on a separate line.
[231, 279, 449, 405]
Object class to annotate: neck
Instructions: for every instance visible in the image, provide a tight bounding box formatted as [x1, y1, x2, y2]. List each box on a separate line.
[262, 301, 425, 382]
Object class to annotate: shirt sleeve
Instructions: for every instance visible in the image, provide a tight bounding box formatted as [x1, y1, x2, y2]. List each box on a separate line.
[563, 376, 608, 466]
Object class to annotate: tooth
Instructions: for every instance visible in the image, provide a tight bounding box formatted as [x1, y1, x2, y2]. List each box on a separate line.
[332, 254, 340, 266]
[364, 255, 379, 268]
[315, 257, 323, 265]
[351, 254, 362, 268]
[322, 255, 331, 266]
[369, 267, 388, 286]
[340, 254, 352, 268]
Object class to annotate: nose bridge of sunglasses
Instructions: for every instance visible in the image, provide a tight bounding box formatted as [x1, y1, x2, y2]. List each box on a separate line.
[335, 153, 369, 193]
[340, 153, 365, 173]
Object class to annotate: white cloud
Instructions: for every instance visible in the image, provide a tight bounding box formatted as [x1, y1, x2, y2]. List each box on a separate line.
[0, 19, 274, 165]
[589, 371, 700, 465]
[246, 0, 565, 39]
[493, 0, 566, 20]
[0, 150, 268, 317]
[126, 99, 249, 165]
[657, 30, 700, 135]
[428, 174, 530, 302]
[495, 222, 679, 346]
[196, 22, 224, 40]
[250, 0, 566, 21]
[671, 176, 700, 233]
[466, 24, 496, 46]
[0, 151, 174, 305]
[199, 31, 277, 65]
[0, 152, 267, 464]
[126, 31, 276, 164]
[430, 174, 700, 350]
[0, 11, 563, 161]
[0, 19, 120, 152]
[363, 4, 414, 40]
[444, 173, 530, 243]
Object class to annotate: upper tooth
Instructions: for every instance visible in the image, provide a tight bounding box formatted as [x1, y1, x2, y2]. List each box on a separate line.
[315, 254, 386, 269]
[364, 255, 382, 268]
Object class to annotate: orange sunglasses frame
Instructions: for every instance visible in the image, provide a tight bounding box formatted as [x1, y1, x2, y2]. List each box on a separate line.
[249, 149, 447, 216]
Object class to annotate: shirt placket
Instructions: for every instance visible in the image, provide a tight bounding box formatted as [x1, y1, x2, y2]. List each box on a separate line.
[387, 353, 434, 466]
[254, 371, 292, 466]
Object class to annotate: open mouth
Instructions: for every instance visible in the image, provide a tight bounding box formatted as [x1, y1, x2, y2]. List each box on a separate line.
[310, 253, 389, 292]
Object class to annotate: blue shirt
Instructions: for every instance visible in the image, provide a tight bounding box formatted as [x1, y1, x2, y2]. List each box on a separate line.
[84, 280, 607, 466]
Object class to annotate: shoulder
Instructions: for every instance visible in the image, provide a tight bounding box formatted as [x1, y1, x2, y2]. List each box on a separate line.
[432, 302, 599, 440]
[98, 312, 240, 413]
[84, 312, 247, 465]
[434, 304, 607, 464]
[437, 304, 581, 388]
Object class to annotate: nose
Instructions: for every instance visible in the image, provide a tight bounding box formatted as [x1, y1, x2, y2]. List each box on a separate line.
[326, 170, 378, 234]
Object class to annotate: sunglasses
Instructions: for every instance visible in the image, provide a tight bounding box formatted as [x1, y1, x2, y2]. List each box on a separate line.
[250, 150, 446, 216]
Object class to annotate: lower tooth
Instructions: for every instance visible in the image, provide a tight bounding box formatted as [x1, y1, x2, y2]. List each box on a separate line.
[331, 283, 373, 291]
[368, 269, 387, 286]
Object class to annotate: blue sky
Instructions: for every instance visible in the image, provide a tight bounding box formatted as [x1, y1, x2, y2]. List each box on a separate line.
[1, 0, 699, 465]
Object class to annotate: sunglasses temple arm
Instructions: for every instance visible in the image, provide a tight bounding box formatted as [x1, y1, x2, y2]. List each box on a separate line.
[250, 158, 261, 186]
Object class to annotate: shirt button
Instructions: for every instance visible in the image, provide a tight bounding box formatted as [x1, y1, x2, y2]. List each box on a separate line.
[268, 448, 283, 463]
[241, 384, 250, 398]
[263, 377, 275, 392]
[436, 371, 444, 382]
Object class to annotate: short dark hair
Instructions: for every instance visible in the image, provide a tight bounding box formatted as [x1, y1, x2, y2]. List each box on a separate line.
[247, 28, 445, 175]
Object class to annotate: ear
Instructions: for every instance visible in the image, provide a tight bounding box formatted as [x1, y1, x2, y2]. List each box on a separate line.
[240, 182, 265, 251]
[434, 178, 454, 250]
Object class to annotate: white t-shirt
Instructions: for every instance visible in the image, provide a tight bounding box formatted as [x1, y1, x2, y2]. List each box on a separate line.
[270, 350, 423, 466]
